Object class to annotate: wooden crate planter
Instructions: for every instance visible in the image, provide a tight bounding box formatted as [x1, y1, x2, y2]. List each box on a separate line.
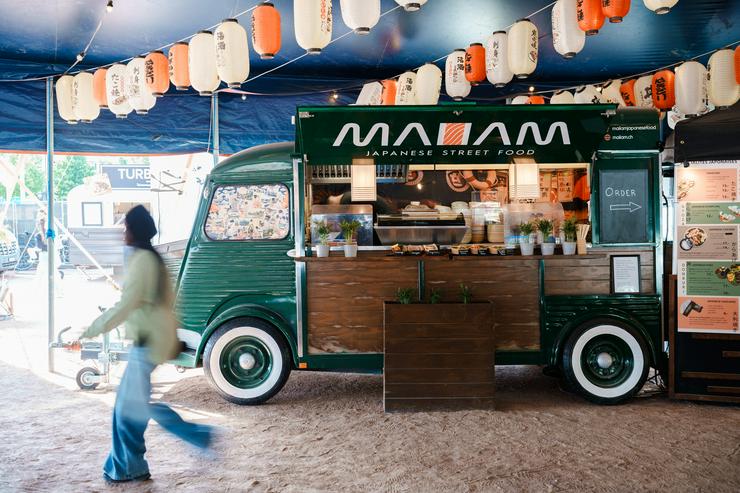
[383, 302, 495, 412]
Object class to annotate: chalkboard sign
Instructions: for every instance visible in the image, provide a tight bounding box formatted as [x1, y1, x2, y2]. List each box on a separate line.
[598, 168, 649, 244]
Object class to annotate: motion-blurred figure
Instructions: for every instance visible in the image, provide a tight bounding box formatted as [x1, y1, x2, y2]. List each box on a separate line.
[81, 205, 213, 484]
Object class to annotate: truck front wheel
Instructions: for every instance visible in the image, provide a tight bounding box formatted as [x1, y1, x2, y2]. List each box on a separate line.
[203, 318, 291, 405]
[562, 319, 649, 405]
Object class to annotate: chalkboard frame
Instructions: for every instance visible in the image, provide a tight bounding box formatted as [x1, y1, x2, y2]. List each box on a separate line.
[591, 152, 659, 247]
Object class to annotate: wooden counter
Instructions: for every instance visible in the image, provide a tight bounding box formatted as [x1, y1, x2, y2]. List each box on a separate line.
[298, 248, 655, 355]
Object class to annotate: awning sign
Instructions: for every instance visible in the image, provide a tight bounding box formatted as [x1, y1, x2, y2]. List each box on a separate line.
[101, 165, 151, 189]
[296, 105, 658, 165]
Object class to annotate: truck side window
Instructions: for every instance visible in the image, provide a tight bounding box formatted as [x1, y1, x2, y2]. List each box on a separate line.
[205, 184, 290, 240]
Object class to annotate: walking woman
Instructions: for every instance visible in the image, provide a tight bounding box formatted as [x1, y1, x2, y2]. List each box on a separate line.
[81, 205, 213, 483]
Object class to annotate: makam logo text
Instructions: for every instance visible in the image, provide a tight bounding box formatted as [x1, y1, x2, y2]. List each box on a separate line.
[333, 122, 570, 147]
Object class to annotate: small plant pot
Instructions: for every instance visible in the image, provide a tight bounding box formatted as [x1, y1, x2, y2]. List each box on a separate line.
[344, 243, 358, 258]
[316, 244, 330, 257]
[519, 241, 535, 256]
[541, 243, 555, 256]
[562, 241, 577, 255]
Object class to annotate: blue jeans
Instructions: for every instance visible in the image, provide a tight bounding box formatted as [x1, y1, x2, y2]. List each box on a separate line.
[103, 347, 213, 481]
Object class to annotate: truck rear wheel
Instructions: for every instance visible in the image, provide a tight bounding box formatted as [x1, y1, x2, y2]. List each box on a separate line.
[562, 319, 649, 405]
[203, 318, 291, 405]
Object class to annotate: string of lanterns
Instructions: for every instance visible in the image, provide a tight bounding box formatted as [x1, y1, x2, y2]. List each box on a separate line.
[54, 0, 738, 127]
[353, 0, 739, 127]
[54, 0, 425, 124]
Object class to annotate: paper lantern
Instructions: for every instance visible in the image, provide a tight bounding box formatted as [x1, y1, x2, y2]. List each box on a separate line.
[396, 71, 417, 105]
[106, 63, 132, 118]
[508, 19, 538, 79]
[93, 68, 108, 108]
[355, 81, 383, 105]
[252, 2, 281, 59]
[643, 0, 678, 15]
[633, 75, 654, 107]
[168, 42, 190, 90]
[577, 0, 605, 35]
[601, 79, 626, 106]
[620, 79, 637, 106]
[574, 84, 601, 103]
[395, 0, 427, 11]
[675, 61, 707, 116]
[550, 90, 575, 104]
[381, 80, 397, 105]
[736, 46, 739, 84]
[552, 0, 585, 59]
[602, 0, 630, 23]
[294, 0, 332, 55]
[707, 49, 740, 108]
[485, 31, 513, 87]
[55, 75, 77, 124]
[416, 63, 442, 105]
[341, 0, 379, 34]
[651, 69, 675, 110]
[189, 31, 220, 96]
[445, 49, 471, 100]
[527, 95, 545, 104]
[126, 57, 156, 115]
[144, 51, 169, 97]
[464, 43, 486, 85]
[215, 19, 250, 88]
[511, 95, 530, 105]
[72, 72, 100, 123]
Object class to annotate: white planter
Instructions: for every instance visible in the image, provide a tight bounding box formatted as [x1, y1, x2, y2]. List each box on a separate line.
[562, 241, 577, 255]
[344, 243, 358, 258]
[541, 243, 555, 256]
[316, 244, 330, 257]
[519, 241, 535, 256]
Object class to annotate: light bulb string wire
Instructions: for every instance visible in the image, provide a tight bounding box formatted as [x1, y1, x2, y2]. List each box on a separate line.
[64, 3, 108, 74]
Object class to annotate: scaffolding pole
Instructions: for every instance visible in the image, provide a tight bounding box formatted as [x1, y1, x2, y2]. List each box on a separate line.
[212, 92, 219, 168]
[46, 77, 55, 373]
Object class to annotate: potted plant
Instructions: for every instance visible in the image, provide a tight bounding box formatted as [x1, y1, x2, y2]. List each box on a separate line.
[314, 220, 332, 257]
[536, 219, 555, 256]
[562, 217, 578, 255]
[340, 219, 361, 258]
[518, 221, 536, 256]
[396, 287, 415, 304]
[459, 283, 472, 304]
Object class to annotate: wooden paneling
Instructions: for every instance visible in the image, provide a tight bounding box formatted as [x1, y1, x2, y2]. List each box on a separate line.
[384, 302, 495, 412]
[424, 259, 540, 350]
[544, 248, 655, 295]
[306, 259, 418, 354]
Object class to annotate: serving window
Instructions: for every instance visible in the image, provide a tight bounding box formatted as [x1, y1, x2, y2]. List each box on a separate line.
[205, 184, 290, 241]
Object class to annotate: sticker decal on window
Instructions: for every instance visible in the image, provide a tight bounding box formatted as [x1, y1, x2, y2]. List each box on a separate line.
[205, 184, 290, 240]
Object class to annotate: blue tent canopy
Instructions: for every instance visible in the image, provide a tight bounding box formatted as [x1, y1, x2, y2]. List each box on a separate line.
[0, 0, 737, 154]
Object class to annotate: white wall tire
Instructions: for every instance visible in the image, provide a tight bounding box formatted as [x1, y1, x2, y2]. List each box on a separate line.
[203, 318, 291, 405]
[562, 320, 649, 405]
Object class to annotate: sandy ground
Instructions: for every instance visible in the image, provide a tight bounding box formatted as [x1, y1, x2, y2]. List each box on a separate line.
[0, 271, 739, 493]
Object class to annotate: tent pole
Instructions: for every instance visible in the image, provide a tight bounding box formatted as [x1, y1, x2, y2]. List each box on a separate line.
[212, 93, 219, 168]
[46, 77, 55, 374]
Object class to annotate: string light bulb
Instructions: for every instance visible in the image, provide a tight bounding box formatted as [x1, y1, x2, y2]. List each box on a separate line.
[76, 51, 86, 62]
[528, 85, 535, 93]
[331, 92, 339, 101]
[106, 0, 114, 13]
[241, 94, 247, 101]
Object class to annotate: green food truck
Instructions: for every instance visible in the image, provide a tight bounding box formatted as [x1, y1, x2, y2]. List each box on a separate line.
[171, 104, 665, 406]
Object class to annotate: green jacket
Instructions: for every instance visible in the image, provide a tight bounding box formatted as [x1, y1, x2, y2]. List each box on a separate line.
[82, 249, 178, 364]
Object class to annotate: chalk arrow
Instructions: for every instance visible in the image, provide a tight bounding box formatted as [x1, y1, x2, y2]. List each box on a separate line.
[610, 202, 642, 213]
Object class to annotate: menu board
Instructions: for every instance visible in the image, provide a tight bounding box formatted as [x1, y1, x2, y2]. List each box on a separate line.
[676, 162, 740, 333]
